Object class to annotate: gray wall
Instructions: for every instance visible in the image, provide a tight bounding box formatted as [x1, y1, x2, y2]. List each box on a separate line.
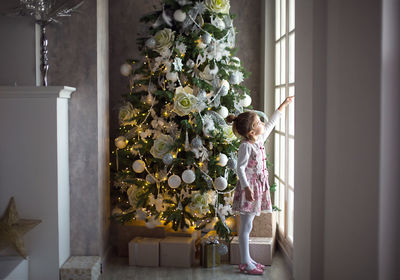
[0, 0, 36, 85]
[47, 0, 110, 257]
[294, 0, 400, 279]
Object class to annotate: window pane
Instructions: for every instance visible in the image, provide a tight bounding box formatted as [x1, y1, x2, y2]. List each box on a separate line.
[289, 33, 295, 83]
[281, 0, 286, 38]
[288, 189, 294, 241]
[275, 42, 281, 86]
[280, 134, 285, 181]
[274, 133, 280, 178]
[275, 0, 281, 40]
[289, 86, 295, 135]
[275, 89, 281, 131]
[280, 37, 286, 85]
[280, 89, 286, 132]
[289, 0, 295, 31]
[279, 182, 286, 231]
[288, 138, 294, 187]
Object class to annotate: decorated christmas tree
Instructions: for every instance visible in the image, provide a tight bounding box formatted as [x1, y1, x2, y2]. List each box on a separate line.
[111, 0, 268, 241]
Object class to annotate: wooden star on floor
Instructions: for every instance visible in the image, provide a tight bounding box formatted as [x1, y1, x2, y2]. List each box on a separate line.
[0, 197, 41, 259]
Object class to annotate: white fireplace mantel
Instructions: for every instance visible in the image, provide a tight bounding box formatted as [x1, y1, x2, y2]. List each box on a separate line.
[0, 86, 75, 280]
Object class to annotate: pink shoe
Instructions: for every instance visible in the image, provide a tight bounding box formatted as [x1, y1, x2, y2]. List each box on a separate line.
[255, 263, 266, 270]
[238, 264, 264, 275]
[239, 263, 265, 271]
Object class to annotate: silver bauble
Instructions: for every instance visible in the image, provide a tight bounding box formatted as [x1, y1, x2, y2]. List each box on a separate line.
[146, 174, 156, 184]
[191, 137, 203, 149]
[218, 244, 229, 256]
[162, 153, 174, 165]
[219, 85, 229, 96]
[186, 59, 195, 68]
[227, 158, 237, 170]
[168, 174, 182, 189]
[229, 72, 240, 85]
[214, 177, 228, 191]
[120, 63, 132, 77]
[132, 160, 146, 173]
[201, 32, 212, 44]
[174, 9, 186, 22]
[182, 169, 196, 184]
[145, 37, 156, 49]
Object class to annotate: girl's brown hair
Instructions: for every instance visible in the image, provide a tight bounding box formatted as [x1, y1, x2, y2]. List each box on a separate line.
[225, 111, 258, 140]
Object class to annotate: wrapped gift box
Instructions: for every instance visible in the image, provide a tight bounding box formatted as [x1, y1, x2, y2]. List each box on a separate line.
[160, 236, 193, 267]
[230, 236, 275, 265]
[128, 237, 161, 267]
[201, 243, 221, 268]
[235, 212, 276, 237]
[60, 256, 101, 280]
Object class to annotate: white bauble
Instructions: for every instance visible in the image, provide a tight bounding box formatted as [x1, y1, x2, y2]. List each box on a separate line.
[209, 65, 219, 75]
[219, 85, 229, 96]
[186, 59, 195, 68]
[168, 174, 182, 188]
[145, 37, 156, 49]
[217, 153, 228, 167]
[214, 177, 228, 191]
[217, 106, 229, 118]
[240, 94, 252, 107]
[201, 33, 212, 44]
[220, 79, 230, 91]
[166, 71, 179, 82]
[182, 169, 196, 184]
[229, 72, 240, 85]
[132, 160, 145, 173]
[191, 137, 202, 149]
[230, 56, 241, 66]
[174, 9, 186, 22]
[146, 174, 156, 184]
[114, 136, 128, 149]
[120, 63, 132, 77]
[213, 17, 226, 30]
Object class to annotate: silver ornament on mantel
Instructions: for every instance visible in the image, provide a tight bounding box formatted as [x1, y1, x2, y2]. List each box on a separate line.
[9, 0, 85, 86]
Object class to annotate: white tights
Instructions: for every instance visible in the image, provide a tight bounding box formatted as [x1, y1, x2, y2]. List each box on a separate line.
[239, 213, 257, 270]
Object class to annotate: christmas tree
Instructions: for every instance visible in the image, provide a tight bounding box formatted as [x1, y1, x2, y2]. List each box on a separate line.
[111, 0, 262, 241]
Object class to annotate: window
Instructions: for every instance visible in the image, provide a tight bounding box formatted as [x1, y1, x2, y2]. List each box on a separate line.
[274, 0, 295, 248]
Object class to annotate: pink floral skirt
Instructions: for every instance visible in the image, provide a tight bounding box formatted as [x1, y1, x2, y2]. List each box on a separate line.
[232, 178, 272, 216]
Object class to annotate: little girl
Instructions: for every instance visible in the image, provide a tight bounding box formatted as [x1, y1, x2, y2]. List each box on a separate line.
[226, 96, 294, 275]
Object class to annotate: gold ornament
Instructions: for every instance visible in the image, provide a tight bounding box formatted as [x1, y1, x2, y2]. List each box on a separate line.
[0, 197, 41, 259]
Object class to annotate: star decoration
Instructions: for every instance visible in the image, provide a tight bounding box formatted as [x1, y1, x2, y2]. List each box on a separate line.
[0, 197, 41, 259]
[173, 57, 183, 72]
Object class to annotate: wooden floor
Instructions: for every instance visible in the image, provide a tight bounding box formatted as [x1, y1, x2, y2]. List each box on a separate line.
[101, 248, 293, 280]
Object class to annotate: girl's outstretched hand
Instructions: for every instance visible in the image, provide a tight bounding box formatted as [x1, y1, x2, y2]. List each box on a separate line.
[278, 95, 295, 112]
[245, 187, 254, 202]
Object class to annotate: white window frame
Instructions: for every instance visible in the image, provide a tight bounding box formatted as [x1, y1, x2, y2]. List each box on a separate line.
[267, 0, 295, 262]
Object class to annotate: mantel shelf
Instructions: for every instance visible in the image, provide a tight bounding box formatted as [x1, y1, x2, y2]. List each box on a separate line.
[0, 86, 76, 99]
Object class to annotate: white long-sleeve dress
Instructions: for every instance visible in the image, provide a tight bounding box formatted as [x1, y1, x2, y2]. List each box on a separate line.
[232, 110, 282, 216]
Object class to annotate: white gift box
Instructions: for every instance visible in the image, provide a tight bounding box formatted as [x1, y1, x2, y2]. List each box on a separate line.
[159, 236, 193, 268]
[128, 237, 161, 267]
[60, 256, 101, 280]
[230, 236, 275, 265]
